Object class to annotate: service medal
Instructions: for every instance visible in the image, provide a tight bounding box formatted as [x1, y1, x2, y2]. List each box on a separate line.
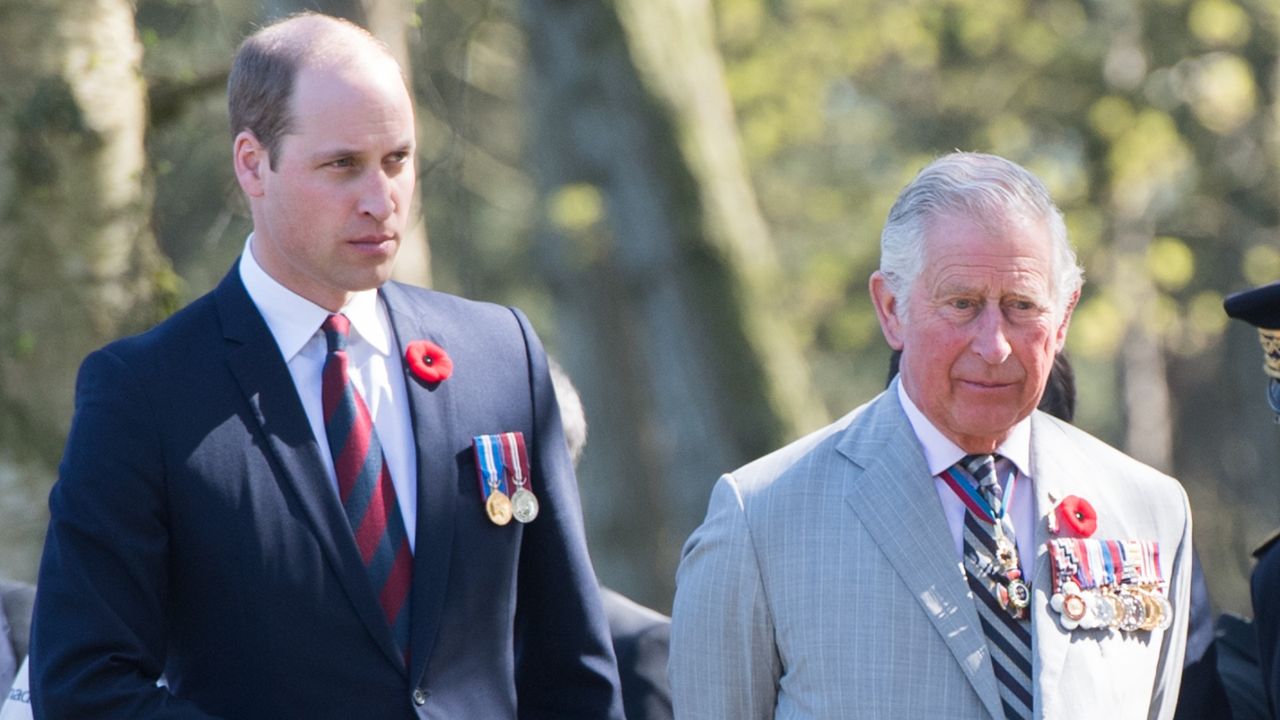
[512, 487, 540, 523]
[473, 434, 513, 525]
[486, 491, 513, 526]
[1063, 593, 1088, 622]
[1091, 592, 1115, 628]
[1138, 590, 1162, 632]
[1154, 592, 1174, 631]
[498, 431, 539, 524]
[1118, 589, 1146, 632]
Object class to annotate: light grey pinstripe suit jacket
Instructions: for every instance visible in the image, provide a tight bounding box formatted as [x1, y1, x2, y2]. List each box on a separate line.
[669, 382, 1191, 719]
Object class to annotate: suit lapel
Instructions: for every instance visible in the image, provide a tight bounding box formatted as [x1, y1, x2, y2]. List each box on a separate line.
[381, 283, 459, 686]
[837, 387, 1004, 720]
[1029, 413, 1099, 719]
[214, 268, 409, 674]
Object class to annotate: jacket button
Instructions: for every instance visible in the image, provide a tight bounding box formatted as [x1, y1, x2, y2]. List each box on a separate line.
[412, 688, 427, 706]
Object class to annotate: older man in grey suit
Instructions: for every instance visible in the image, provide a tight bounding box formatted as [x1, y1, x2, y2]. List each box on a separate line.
[670, 152, 1192, 720]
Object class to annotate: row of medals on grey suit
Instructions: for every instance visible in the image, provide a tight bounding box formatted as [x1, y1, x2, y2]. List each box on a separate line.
[1045, 537, 1173, 633]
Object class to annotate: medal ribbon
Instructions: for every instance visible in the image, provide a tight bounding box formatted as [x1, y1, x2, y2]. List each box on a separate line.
[473, 435, 508, 500]
[1109, 540, 1127, 584]
[941, 460, 1020, 547]
[500, 432, 532, 492]
[940, 465, 998, 523]
[1049, 538, 1165, 593]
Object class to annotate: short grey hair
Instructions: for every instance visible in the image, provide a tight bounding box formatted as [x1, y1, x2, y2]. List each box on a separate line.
[879, 152, 1084, 317]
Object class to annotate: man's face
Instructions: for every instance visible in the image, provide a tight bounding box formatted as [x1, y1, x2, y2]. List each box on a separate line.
[236, 53, 416, 311]
[871, 212, 1073, 453]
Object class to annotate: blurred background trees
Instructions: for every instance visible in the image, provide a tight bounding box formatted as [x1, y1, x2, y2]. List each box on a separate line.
[1, 0, 1277, 617]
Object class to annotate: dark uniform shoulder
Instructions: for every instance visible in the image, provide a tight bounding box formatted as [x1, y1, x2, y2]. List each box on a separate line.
[1255, 528, 1280, 560]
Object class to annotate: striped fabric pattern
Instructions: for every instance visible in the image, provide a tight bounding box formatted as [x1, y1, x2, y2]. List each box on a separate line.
[958, 454, 1033, 720]
[321, 313, 413, 665]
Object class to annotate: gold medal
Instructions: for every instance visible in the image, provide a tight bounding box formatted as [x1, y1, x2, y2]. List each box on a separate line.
[1138, 590, 1162, 632]
[486, 491, 513, 526]
[511, 488, 540, 523]
[1063, 593, 1088, 622]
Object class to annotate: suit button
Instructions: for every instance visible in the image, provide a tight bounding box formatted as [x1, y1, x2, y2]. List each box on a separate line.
[412, 688, 427, 706]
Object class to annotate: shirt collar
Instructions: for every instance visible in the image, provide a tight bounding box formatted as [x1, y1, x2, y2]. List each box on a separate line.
[895, 378, 1032, 478]
[238, 235, 390, 362]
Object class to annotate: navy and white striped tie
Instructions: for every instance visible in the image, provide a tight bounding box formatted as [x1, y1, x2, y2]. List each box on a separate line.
[959, 453, 1033, 720]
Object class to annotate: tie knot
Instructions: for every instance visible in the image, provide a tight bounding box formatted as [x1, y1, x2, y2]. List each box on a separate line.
[960, 453, 1000, 494]
[321, 314, 350, 353]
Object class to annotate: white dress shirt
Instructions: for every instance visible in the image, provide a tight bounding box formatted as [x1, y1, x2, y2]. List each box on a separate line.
[239, 237, 418, 550]
[896, 381, 1035, 567]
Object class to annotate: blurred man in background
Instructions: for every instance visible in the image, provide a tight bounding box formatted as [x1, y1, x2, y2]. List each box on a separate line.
[1225, 281, 1280, 718]
[549, 361, 673, 720]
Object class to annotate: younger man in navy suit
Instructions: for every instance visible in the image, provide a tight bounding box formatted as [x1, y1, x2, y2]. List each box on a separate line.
[31, 13, 622, 719]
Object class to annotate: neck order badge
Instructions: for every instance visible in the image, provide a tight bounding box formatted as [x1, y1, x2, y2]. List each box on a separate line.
[941, 455, 1031, 618]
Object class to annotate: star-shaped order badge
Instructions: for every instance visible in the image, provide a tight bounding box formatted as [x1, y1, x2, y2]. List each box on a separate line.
[405, 340, 452, 385]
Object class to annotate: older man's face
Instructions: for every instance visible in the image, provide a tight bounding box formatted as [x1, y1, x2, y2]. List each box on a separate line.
[872, 212, 1072, 453]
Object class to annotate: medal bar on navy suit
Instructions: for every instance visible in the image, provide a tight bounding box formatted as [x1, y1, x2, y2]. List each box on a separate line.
[31, 266, 623, 718]
[670, 378, 1193, 720]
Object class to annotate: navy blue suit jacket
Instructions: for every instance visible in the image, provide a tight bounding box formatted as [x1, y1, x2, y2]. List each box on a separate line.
[31, 268, 623, 719]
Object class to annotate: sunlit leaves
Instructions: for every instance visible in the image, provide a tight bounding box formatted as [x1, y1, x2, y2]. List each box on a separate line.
[1187, 290, 1229, 340]
[1070, 293, 1126, 359]
[1089, 96, 1137, 141]
[1147, 236, 1195, 291]
[1105, 109, 1195, 216]
[1188, 0, 1250, 48]
[711, 0, 1275, 409]
[1244, 244, 1280, 287]
[548, 183, 604, 230]
[1183, 52, 1257, 134]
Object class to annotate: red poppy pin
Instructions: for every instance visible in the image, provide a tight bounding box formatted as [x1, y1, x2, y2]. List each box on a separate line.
[405, 340, 453, 384]
[1055, 495, 1097, 538]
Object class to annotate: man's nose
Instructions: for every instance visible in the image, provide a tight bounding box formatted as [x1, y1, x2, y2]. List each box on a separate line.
[971, 306, 1013, 364]
[358, 169, 396, 221]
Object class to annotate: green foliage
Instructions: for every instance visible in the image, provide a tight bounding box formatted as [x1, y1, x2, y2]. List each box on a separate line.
[712, 0, 1279, 420]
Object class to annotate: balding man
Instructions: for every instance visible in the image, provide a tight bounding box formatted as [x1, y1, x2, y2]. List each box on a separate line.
[30, 14, 622, 719]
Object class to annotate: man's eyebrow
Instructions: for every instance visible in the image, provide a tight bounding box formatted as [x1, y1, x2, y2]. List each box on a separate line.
[308, 147, 360, 164]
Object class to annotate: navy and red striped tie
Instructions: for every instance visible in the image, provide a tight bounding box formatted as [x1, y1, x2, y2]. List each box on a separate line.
[321, 313, 412, 664]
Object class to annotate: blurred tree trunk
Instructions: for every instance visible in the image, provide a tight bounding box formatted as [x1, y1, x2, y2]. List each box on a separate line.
[0, 0, 173, 581]
[521, 0, 828, 610]
[264, 0, 433, 287]
[1112, 216, 1173, 472]
[1097, 5, 1175, 474]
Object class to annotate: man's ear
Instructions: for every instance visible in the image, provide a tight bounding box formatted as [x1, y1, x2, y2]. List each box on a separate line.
[233, 131, 268, 198]
[869, 271, 905, 350]
[1055, 289, 1080, 352]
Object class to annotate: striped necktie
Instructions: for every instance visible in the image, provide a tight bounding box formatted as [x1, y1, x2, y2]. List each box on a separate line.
[321, 313, 413, 664]
[959, 453, 1033, 720]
